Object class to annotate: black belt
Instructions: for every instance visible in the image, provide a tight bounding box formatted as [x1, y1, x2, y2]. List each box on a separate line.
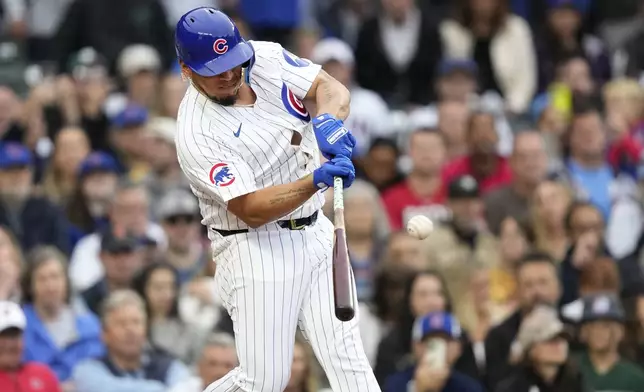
[213, 211, 318, 237]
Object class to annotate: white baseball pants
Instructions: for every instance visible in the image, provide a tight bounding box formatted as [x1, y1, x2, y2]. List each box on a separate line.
[205, 213, 381, 392]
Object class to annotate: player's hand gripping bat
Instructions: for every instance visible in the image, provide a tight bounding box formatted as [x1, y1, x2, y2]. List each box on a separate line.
[332, 176, 356, 322]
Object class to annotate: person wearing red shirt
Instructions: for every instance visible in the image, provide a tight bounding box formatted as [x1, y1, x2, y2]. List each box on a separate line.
[0, 301, 61, 392]
[382, 129, 450, 230]
[441, 111, 512, 196]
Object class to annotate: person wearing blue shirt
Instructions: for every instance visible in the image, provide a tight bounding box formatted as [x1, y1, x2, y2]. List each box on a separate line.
[72, 289, 189, 392]
[21, 246, 105, 383]
[565, 108, 614, 220]
[385, 311, 483, 392]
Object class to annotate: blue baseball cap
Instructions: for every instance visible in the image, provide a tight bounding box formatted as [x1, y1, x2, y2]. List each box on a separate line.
[111, 103, 148, 129]
[413, 312, 462, 341]
[0, 143, 33, 169]
[438, 59, 478, 77]
[78, 152, 120, 178]
[547, 0, 590, 12]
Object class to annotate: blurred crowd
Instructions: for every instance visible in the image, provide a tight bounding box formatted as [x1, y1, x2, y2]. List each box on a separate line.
[1, 0, 644, 391]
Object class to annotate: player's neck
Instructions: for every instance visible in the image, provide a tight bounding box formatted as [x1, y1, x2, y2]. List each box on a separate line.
[236, 82, 257, 105]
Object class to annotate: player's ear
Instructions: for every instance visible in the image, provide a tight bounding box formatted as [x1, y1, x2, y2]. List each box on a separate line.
[179, 61, 192, 81]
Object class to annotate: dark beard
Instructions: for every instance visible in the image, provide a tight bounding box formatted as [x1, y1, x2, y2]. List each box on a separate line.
[209, 94, 237, 106]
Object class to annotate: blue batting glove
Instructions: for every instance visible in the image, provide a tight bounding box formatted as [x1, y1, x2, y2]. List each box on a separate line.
[312, 113, 357, 159]
[312, 156, 356, 190]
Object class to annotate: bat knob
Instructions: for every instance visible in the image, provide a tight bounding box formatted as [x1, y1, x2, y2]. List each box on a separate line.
[335, 307, 355, 322]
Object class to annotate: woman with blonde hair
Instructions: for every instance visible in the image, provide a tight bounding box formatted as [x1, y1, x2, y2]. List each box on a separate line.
[603, 79, 644, 138]
[41, 127, 91, 203]
[531, 180, 574, 261]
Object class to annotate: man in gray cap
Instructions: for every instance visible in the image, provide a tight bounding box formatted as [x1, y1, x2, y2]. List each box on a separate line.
[157, 188, 207, 284]
[575, 293, 644, 391]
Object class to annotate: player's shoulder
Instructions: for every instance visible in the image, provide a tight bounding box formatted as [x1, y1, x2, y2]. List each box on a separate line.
[249, 40, 284, 56]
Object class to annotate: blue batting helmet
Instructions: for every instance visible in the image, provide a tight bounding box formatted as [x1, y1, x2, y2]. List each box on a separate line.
[175, 7, 254, 77]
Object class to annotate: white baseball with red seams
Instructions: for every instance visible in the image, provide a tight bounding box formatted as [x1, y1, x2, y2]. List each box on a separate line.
[406, 215, 434, 240]
[175, 40, 380, 392]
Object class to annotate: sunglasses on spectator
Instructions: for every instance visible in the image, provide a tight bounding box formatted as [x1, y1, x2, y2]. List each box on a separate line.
[165, 214, 198, 225]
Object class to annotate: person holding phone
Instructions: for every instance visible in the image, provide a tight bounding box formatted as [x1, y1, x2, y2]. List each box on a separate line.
[384, 311, 483, 392]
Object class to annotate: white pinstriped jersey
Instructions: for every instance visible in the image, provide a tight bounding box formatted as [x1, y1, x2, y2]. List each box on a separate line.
[176, 41, 325, 231]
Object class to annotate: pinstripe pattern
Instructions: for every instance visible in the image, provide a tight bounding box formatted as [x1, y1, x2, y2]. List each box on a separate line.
[176, 41, 380, 391]
[207, 215, 379, 391]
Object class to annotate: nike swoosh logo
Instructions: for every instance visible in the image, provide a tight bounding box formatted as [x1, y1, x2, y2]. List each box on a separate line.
[233, 124, 241, 137]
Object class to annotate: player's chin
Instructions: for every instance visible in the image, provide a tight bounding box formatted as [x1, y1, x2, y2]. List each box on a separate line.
[210, 93, 238, 106]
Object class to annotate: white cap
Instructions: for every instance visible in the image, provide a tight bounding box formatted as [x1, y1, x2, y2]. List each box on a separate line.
[147, 117, 176, 144]
[117, 44, 161, 78]
[311, 38, 354, 66]
[0, 301, 26, 332]
[157, 189, 199, 220]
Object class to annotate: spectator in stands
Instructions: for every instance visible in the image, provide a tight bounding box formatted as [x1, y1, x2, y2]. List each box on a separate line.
[435, 60, 478, 103]
[560, 201, 644, 307]
[20, 246, 104, 384]
[0, 227, 24, 302]
[0, 301, 61, 392]
[603, 79, 644, 141]
[487, 217, 535, 328]
[0, 143, 69, 254]
[385, 311, 483, 392]
[439, 0, 537, 114]
[423, 176, 498, 276]
[343, 180, 390, 302]
[357, 138, 404, 192]
[383, 231, 427, 271]
[536, 0, 611, 91]
[441, 112, 513, 195]
[485, 131, 549, 234]
[383, 129, 449, 230]
[564, 107, 614, 218]
[141, 117, 190, 215]
[354, 0, 443, 107]
[72, 290, 190, 392]
[54, 0, 175, 75]
[108, 104, 152, 182]
[531, 180, 574, 261]
[132, 263, 205, 365]
[575, 293, 644, 391]
[485, 252, 561, 390]
[168, 333, 238, 392]
[157, 189, 206, 284]
[70, 180, 166, 291]
[318, 0, 376, 48]
[285, 336, 324, 392]
[375, 269, 453, 384]
[115, 45, 163, 112]
[311, 38, 391, 158]
[159, 75, 188, 118]
[495, 305, 586, 392]
[559, 201, 606, 306]
[41, 127, 90, 204]
[81, 228, 147, 315]
[437, 100, 470, 160]
[66, 152, 120, 243]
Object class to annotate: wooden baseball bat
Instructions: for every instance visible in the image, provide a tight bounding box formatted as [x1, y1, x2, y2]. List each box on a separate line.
[332, 176, 355, 322]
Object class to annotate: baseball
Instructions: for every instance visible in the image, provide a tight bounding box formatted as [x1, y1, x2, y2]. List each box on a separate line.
[406, 215, 434, 240]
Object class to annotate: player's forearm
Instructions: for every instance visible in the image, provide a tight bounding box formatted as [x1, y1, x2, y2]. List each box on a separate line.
[230, 175, 318, 228]
[314, 73, 351, 121]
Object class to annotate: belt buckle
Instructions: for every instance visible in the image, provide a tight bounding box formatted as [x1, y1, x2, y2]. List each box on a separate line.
[289, 219, 306, 230]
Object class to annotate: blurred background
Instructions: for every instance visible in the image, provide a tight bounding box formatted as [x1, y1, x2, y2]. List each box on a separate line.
[2, 0, 644, 391]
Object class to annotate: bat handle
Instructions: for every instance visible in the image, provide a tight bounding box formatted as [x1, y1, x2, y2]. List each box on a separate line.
[333, 177, 343, 209]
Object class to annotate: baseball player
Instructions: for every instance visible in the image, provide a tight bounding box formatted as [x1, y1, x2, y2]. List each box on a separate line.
[174, 7, 381, 392]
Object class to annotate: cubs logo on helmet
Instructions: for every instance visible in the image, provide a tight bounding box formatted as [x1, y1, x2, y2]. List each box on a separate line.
[281, 83, 310, 122]
[213, 38, 228, 54]
[209, 163, 235, 187]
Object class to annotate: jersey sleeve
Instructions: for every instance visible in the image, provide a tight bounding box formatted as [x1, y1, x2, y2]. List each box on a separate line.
[177, 134, 258, 203]
[277, 45, 322, 99]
